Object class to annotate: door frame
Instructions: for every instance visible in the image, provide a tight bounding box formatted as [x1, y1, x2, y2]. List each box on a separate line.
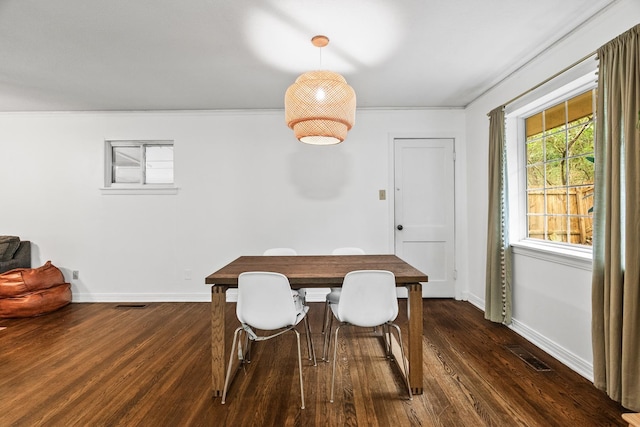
[387, 132, 466, 300]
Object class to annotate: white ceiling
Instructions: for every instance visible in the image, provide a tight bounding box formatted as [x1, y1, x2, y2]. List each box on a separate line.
[0, 0, 616, 112]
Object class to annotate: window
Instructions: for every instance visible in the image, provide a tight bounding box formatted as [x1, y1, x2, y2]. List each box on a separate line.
[524, 89, 595, 246]
[103, 140, 176, 194]
[505, 60, 597, 265]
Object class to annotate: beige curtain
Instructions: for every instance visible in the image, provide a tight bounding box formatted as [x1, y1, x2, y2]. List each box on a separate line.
[592, 24, 640, 412]
[485, 106, 512, 324]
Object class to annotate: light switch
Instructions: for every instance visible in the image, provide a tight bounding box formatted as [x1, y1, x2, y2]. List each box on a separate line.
[379, 189, 386, 200]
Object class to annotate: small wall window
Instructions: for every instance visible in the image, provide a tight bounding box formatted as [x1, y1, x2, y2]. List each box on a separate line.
[103, 140, 177, 194]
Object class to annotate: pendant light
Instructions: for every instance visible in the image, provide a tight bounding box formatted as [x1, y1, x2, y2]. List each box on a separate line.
[285, 35, 356, 145]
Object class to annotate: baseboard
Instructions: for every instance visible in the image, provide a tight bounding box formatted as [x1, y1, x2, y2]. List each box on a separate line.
[509, 318, 594, 381]
[72, 293, 211, 303]
[466, 292, 484, 311]
[456, 290, 469, 301]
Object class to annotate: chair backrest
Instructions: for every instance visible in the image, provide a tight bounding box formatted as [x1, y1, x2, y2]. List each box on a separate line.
[237, 272, 298, 330]
[263, 248, 297, 256]
[332, 247, 365, 255]
[338, 270, 398, 327]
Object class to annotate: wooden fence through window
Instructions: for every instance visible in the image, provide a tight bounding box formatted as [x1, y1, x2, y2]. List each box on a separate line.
[527, 186, 594, 245]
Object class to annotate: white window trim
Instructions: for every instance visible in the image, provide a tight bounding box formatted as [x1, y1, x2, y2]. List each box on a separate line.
[511, 240, 592, 271]
[101, 140, 178, 195]
[99, 187, 179, 195]
[505, 58, 597, 260]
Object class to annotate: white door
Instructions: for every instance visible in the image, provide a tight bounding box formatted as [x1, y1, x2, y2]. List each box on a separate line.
[394, 138, 455, 298]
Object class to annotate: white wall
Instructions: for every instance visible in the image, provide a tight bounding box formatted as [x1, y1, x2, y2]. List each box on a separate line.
[464, 0, 640, 379]
[0, 108, 466, 301]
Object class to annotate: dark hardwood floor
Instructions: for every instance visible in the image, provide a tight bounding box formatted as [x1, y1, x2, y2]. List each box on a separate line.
[0, 299, 628, 426]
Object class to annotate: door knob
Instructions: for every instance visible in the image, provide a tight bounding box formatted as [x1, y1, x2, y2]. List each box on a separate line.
[397, 225, 403, 230]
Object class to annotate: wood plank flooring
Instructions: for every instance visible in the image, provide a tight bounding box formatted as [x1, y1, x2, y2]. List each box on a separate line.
[0, 300, 628, 426]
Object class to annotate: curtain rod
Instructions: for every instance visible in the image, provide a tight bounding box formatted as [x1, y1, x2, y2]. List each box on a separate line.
[501, 51, 597, 109]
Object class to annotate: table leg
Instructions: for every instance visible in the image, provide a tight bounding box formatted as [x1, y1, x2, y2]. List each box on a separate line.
[407, 283, 424, 394]
[211, 285, 227, 397]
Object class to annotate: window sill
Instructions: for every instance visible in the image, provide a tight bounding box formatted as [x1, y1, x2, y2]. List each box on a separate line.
[100, 187, 179, 195]
[510, 240, 592, 271]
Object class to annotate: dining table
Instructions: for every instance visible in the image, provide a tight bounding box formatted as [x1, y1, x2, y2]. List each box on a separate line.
[205, 254, 428, 396]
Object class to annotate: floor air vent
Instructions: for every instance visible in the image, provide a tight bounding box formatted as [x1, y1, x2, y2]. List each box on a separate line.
[115, 304, 148, 309]
[506, 345, 552, 372]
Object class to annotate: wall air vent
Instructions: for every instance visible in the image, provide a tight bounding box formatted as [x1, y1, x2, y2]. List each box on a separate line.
[115, 304, 148, 309]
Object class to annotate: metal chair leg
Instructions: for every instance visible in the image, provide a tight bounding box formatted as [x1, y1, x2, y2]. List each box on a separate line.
[243, 331, 252, 363]
[303, 315, 317, 365]
[294, 329, 305, 409]
[330, 324, 343, 403]
[322, 313, 334, 361]
[321, 299, 331, 334]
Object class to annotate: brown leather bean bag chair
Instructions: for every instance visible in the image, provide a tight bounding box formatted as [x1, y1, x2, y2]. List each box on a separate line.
[0, 261, 71, 318]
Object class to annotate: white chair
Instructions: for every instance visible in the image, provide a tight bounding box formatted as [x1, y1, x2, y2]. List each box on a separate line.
[320, 247, 366, 343]
[263, 248, 302, 309]
[221, 271, 316, 409]
[323, 270, 412, 402]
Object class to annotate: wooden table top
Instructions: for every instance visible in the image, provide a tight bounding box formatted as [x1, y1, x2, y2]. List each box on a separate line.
[205, 254, 428, 287]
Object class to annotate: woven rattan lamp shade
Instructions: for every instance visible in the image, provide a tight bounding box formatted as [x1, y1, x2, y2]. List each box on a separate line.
[285, 70, 356, 145]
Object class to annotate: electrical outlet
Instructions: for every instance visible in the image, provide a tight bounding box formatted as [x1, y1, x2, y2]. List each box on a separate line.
[72, 270, 79, 280]
[184, 269, 192, 280]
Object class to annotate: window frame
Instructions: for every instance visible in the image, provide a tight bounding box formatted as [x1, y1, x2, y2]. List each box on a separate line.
[101, 139, 178, 195]
[505, 62, 597, 261]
